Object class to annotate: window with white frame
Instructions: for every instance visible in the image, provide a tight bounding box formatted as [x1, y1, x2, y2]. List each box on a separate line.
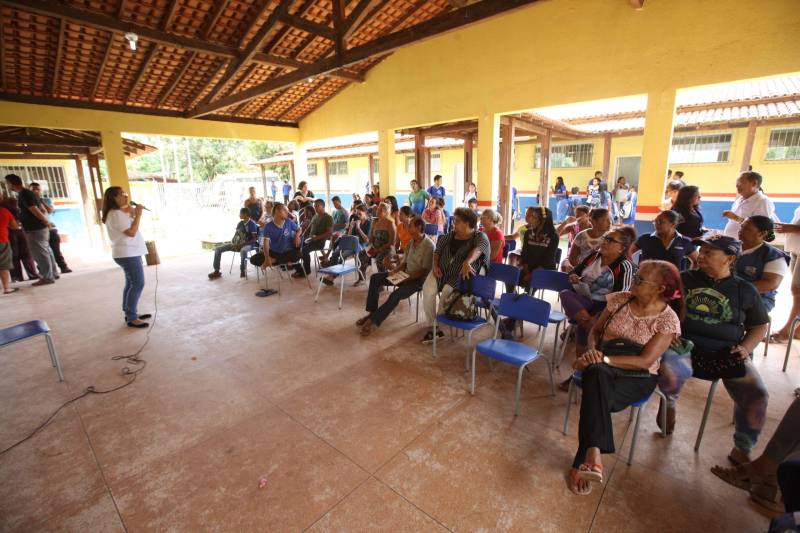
[328, 160, 348, 176]
[430, 153, 441, 172]
[405, 155, 415, 174]
[534, 143, 594, 168]
[765, 128, 800, 161]
[307, 163, 317, 176]
[670, 133, 732, 164]
[0, 164, 69, 198]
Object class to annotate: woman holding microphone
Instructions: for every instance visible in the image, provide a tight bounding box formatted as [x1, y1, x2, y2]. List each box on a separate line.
[101, 186, 150, 329]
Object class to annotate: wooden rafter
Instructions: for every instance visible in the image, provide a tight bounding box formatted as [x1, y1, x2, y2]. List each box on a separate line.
[343, 0, 386, 41]
[0, 18, 5, 93]
[118, 0, 126, 18]
[161, 0, 181, 31]
[198, 0, 292, 107]
[275, 79, 327, 120]
[185, 58, 230, 110]
[125, 44, 159, 103]
[188, 0, 541, 117]
[276, 11, 336, 41]
[201, 0, 231, 39]
[89, 36, 115, 100]
[51, 18, 66, 96]
[332, 0, 346, 58]
[156, 51, 196, 107]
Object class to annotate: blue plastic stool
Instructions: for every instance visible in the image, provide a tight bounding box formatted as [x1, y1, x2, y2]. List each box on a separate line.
[0, 320, 64, 381]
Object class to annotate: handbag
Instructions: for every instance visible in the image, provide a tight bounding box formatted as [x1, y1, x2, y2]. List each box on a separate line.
[691, 348, 746, 380]
[442, 281, 478, 322]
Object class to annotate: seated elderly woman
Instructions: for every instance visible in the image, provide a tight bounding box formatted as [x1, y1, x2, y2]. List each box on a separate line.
[558, 227, 637, 378]
[568, 260, 683, 495]
[736, 215, 790, 313]
[658, 235, 770, 464]
[420, 207, 490, 344]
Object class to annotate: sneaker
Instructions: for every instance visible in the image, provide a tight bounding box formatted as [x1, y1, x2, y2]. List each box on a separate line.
[421, 330, 446, 344]
[208, 271, 222, 279]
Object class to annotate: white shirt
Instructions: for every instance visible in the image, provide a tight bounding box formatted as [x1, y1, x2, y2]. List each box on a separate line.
[785, 205, 800, 255]
[723, 191, 778, 238]
[741, 242, 788, 277]
[106, 209, 147, 259]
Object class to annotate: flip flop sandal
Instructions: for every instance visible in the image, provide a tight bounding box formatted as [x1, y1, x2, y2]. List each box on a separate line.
[3, 288, 19, 294]
[749, 481, 784, 513]
[356, 316, 371, 327]
[359, 324, 373, 337]
[576, 463, 603, 484]
[767, 333, 789, 344]
[567, 469, 592, 496]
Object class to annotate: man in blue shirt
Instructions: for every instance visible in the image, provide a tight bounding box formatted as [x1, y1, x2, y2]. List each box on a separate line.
[270, 181, 277, 200]
[281, 181, 291, 203]
[426, 175, 445, 199]
[260, 203, 302, 268]
[209, 208, 259, 279]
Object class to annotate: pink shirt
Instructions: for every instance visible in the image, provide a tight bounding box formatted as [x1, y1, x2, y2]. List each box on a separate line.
[602, 291, 681, 374]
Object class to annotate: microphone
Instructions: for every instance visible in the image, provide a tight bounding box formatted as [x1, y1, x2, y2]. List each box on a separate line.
[130, 201, 151, 211]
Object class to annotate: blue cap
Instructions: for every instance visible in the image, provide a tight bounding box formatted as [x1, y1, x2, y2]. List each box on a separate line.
[692, 234, 742, 257]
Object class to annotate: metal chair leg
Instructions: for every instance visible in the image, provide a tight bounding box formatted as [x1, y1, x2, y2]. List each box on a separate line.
[338, 274, 345, 309]
[763, 317, 771, 357]
[514, 363, 526, 416]
[655, 390, 667, 438]
[45, 333, 64, 382]
[627, 406, 642, 465]
[785, 317, 799, 372]
[432, 320, 438, 358]
[553, 320, 562, 366]
[314, 276, 324, 302]
[470, 348, 477, 395]
[694, 380, 719, 451]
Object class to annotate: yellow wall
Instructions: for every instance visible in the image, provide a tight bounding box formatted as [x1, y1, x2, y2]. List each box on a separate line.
[300, 122, 800, 199]
[0, 101, 299, 142]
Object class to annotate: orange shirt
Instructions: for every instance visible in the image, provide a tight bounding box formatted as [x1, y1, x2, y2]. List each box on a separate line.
[396, 222, 412, 251]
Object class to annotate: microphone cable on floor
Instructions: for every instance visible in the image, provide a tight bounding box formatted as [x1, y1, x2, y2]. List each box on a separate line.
[0, 263, 159, 457]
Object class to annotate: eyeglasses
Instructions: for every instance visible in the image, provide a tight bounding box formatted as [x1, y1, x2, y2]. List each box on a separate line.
[601, 235, 623, 245]
[632, 274, 659, 286]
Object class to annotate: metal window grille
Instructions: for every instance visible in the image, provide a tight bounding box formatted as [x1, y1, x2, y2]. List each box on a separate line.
[328, 160, 348, 176]
[405, 156, 415, 174]
[765, 128, 800, 161]
[307, 163, 318, 176]
[371, 157, 379, 175]
[0, 164, 70, 198]
[430, 153, 442, 172]
[534, 143, 594, 168]
[669, 133, 731, 164]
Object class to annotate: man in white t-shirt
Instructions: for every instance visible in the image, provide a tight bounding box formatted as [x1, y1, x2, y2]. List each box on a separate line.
[722, 171, 778, 237]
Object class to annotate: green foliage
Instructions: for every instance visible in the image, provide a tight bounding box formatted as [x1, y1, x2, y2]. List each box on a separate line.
[125, 134, 290, 182]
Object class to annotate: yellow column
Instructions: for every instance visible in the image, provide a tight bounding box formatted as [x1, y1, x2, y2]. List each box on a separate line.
[99, 130, 130, 194]
[476, 111, 500, 210]
[636, 88, 677, 232]
[378, 128, 396, 197]
[293, 143, 308, 193]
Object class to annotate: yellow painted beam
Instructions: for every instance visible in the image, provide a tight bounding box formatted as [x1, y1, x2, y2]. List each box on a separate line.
[100, 130, 131, 194]
[637, 89, 677, 222]
[378, 129, 396, 197]
[0, 101, 299, 142]
[476, 111, 499, 209]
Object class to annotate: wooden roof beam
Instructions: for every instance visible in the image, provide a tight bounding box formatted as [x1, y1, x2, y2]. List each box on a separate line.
[201, 0, 231, 39]
[343, 0, 387, 41]
[51, 18, 66, 96]
[332, 0, 345, 58]
[89, 36, 114, 100]
[156, 51, 196, 108]
[187, 0, 542, 117]
[125, 44, 159, 103]
[253, 53, 364, 82]
[161, 0, 180, 31]
[275, 80, 327, 121]
[275, 11, 336, 41]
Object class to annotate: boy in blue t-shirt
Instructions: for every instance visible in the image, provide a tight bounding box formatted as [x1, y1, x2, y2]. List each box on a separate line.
[281, 181, 292, 203]
[209, 208, 259, 279]
[260, 203, 302, 270]
[426, 175, 445, 199]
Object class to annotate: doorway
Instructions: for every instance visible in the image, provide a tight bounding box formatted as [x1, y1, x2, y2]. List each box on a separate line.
[614, 156, 641, 188]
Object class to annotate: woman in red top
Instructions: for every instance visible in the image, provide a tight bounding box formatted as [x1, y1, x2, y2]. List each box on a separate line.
[421, 197, 444, 233]
[481, 209, 505, 263]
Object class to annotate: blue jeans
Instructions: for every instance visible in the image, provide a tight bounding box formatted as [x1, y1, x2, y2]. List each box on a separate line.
[114, 256, 145, 322]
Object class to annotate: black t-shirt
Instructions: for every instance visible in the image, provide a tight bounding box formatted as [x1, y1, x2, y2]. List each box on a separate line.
[681, 269, 769, 355]
[520, 226, 559, 270]
[17, 188, 47, 231]
[675, 208, 704, 239]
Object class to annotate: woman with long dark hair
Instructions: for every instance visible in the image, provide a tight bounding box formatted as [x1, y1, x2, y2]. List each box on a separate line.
[673, 185, 705, 238]
[567, 260, 683, 495]
[506, 206, 559, 289]
[101, 186, 149, 328]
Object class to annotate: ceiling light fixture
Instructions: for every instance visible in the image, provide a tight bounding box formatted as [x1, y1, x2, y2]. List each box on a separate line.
[307, 77, 315, 84]
[124, 32, 138, 51]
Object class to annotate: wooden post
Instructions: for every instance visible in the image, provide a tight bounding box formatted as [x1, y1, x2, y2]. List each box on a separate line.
[86, 154, 108, 246]
[289, 160, 296, 192]
[539, 128, 552, 207]
[740, 121, 758, 172]
[414, 131, 429, 189]
[499, 122, 513, 233]
[368, 153, 375, 189]
[602, 133, 612, 181]
[74, 156, 95, 247]
[323, 157, 331, 205]
[463, 133, 474, 188]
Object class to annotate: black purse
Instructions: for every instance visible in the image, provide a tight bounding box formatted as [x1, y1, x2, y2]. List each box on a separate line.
[596, 297, 651, 378]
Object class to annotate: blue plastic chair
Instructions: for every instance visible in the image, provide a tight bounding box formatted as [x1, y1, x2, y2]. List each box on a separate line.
[0, 320, 64, 381]
[530, 269, 572, 362]
[502, 240, 517, 263]
[470, 293, 553, 415]
[433, 275, 497, 369]
[314, 235, 362, 309]
[484, 263, 521, 309]
[424, 223, 441, 237]
[563, 370, 667, 464]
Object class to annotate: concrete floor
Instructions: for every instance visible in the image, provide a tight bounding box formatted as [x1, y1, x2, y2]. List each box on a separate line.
[1, 251, 798, 532]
